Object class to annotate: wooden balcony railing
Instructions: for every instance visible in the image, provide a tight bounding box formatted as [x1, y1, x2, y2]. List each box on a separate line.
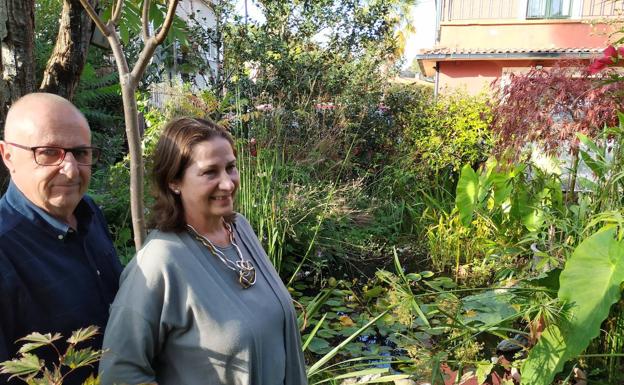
[442, 0, 624, 21]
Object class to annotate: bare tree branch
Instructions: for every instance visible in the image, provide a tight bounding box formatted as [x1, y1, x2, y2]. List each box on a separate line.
[131, 0, 179, 81]
[111, 0, 124, 24]
[77, 0, 109, 36]
[142, 0, 151, 41]
[155, 0, 179, 43]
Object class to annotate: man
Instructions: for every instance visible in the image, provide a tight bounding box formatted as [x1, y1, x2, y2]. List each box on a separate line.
[0, 93, 122, 384]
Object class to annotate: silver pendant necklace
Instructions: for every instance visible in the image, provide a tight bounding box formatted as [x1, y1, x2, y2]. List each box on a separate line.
[187, 221, 256, 289]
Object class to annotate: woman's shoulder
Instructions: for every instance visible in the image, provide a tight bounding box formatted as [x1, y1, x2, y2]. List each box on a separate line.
[131, 230, 186, 270]
[232, 212, 253, 232]
[118, 230, 193, 298]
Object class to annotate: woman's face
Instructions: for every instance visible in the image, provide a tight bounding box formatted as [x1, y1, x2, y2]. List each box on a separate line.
[174, 137, 239, 226]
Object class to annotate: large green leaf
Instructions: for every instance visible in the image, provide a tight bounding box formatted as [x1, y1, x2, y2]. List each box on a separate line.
[460, 290, 516, 328]
[510, 182, 532, 224]
[456, 164, 480, 226]
[522, 226, 624, 384]
[476, 361, 494, 385]
[491, 171, 512, 207]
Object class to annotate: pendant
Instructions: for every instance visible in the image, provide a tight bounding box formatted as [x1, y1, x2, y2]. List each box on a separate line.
[237, 260, 256, 289]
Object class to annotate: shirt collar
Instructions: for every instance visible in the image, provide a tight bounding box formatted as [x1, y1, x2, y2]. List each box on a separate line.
[5, 181, 93, 238]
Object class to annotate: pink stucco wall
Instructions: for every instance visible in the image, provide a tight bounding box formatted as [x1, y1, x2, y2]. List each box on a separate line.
[435, 20, 611, 93]
[438, 61, 501, 94]
[439, 20, 614, 50]
[438, 59, 569, 94]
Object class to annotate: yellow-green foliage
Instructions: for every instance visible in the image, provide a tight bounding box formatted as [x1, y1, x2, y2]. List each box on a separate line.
[426, 210, 495, 274]
[404, 91, 493, 172]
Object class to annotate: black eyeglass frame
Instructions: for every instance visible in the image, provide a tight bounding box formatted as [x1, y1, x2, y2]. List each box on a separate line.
[4, 142, 102, 166]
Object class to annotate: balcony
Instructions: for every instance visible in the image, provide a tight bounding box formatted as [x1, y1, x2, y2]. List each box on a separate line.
[442, 0, 624, 22]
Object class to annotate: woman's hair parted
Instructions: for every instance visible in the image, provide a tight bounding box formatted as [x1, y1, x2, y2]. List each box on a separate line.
[149, 117, 236, 232]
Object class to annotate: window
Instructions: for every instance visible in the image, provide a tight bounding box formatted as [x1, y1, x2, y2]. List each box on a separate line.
[526, 0, 572, 19]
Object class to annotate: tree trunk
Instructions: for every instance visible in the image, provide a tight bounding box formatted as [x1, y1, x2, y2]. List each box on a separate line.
[39, 0, 97, 100]
[96, 19, 147, 248]
[79, 0, 179, 249]
[0, 0, 36, 191]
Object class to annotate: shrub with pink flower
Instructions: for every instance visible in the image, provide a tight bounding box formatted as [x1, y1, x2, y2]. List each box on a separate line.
[588, 45, 624, 74]
[314, 102, 336, 112]
[255, 103, 275, 112]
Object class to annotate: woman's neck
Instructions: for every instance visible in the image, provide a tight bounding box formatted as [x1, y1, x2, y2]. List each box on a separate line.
[186, 216, 230, 247]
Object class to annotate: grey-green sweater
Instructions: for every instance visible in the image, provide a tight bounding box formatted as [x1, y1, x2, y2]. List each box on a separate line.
[99, 214, 307, 385]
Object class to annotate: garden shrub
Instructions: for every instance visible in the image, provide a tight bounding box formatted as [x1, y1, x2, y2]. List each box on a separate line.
[404, 90, 493, 174]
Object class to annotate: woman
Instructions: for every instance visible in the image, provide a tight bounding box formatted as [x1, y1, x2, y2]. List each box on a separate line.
[99, 117, 307, 385]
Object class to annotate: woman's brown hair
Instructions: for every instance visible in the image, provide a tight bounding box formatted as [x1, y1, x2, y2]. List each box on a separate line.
[148, 117, 235, 232]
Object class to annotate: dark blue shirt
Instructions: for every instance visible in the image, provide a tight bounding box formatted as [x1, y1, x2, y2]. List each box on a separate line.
[0, 182, 122, 384]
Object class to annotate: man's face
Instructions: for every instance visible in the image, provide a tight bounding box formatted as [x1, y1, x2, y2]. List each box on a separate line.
[1, 103, 92, 222]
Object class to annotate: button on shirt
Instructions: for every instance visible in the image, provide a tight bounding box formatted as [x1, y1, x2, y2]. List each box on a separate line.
[0, 182, 122, 385]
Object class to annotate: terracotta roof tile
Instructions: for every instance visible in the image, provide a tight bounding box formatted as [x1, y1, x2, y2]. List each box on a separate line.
[419, 47, 602, 55]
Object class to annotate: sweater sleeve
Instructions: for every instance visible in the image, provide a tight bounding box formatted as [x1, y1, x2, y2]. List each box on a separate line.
[99, 237, 179, 385]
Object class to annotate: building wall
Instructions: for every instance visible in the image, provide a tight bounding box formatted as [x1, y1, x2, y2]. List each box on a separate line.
[442, 0, 623, 21]
[433, 17, 612, 93]
[175, 0, 219, 90]
[149, 0, 220, 107]
[437, 59, 564, 94]
[439, 20, 614, 50]
[438, 61, 500, 94]
[442, 0, 522, 21]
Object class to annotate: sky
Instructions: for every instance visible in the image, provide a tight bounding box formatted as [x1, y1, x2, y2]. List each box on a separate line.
[405, 0, 437, 68]
[233, 0, 437, 69]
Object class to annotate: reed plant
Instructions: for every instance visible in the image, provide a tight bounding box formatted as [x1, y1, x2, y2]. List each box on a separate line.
[236, 138, 291, 273]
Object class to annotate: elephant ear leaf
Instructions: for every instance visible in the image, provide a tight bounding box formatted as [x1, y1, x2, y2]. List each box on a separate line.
[521, 226, 624, 385]
[456, 164, 480, 227]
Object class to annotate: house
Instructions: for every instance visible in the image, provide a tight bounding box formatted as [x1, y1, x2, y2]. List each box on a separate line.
[150, 0, 220, 107]
[174, 0, 220, 89]
[416, 0, 623, 95]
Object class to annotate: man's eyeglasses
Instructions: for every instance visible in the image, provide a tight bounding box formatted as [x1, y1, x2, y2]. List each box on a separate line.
[5, 142, 102, 166]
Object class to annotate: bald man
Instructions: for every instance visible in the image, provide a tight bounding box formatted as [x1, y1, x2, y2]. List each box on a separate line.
[0, 93, 122, 384]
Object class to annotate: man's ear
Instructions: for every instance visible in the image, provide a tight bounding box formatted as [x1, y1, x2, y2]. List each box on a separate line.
[0, 141, 13, 172]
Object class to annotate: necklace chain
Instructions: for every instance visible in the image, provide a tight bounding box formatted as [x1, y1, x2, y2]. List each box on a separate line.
[186, 222, 256, 289]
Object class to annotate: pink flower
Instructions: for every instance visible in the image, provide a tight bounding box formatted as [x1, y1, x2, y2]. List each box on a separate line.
[589, 57, 611, 74]
[255, 104, 274, 112]
[315, 102, 336, 111]
[604, 45, 618, 59]
[588, 45, 622, 74]
[377, 103, 390, 113]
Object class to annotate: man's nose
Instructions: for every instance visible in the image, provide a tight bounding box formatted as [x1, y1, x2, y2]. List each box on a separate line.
[59, 152, 79, 177]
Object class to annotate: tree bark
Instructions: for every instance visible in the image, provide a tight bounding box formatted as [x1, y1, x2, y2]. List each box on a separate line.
[39, 0, 97, 100]
[0, 0, 36, 191]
